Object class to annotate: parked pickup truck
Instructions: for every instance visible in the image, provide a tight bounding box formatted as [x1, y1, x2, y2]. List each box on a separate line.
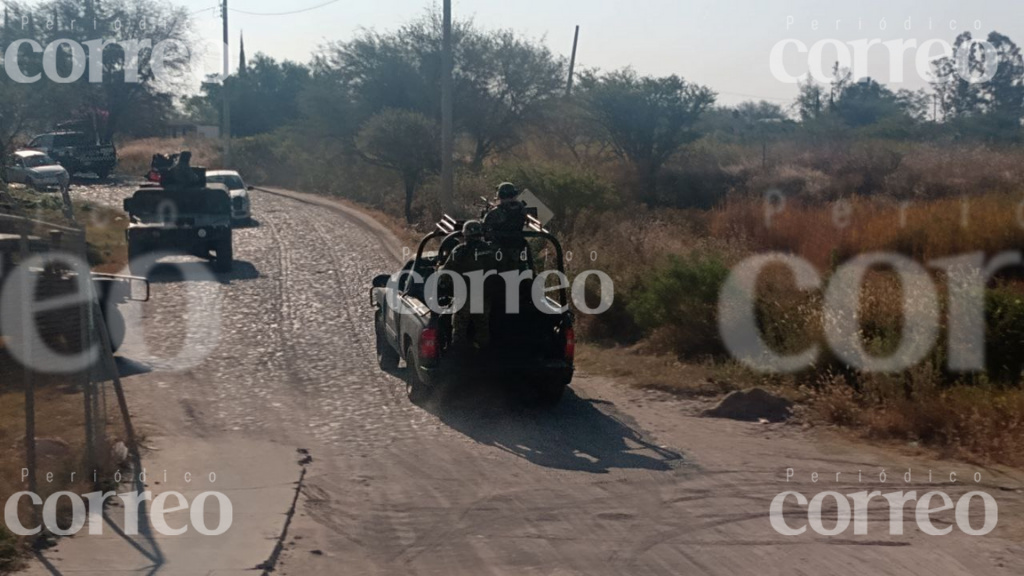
[370, 216, 575, 406]
[28, 131, 117, 178]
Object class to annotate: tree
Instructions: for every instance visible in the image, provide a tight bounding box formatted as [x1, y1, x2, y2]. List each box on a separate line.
[723, 101, 792, 168]
[449, 28, 564, 168]
[795, 79, 826, 121]
[933, 32, 986, 119]
[931, 31, 1024, 141]
[832, 77, 905, 127]
[699, 101, 790, 141]
[197, 54, 312, 137]
[356, 109, 439, 222]
[537, 97, 611, 165]
[982, 32, 1024, 120]
[315, 27, 432, 121]
[578, 68, 715, 200]
[20, 0, 197, 139]
[0, 4, 78, 151]
[316, 13, 564, 168]
[793, 64, 919, 137]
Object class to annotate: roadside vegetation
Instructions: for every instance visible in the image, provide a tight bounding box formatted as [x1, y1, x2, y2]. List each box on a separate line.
[106, 14, 1024, 466]
[1, 186, 127, 270]
[0, 184, 128, 570]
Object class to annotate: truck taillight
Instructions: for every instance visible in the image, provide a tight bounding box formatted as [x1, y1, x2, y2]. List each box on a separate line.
[419, 328, 439, 360]
[564, 327, 575, 362]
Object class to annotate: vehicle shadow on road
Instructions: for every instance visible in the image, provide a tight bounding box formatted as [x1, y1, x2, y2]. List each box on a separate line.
[145, 260, 260, 284]
[428, 385, 686, 474]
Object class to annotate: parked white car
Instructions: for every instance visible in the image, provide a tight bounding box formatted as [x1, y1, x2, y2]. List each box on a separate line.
[4, 150, 71, 191]
[205, 170, 253, 225]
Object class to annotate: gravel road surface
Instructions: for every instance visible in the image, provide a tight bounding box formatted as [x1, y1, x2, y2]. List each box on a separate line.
[37, 181, 1024, 576]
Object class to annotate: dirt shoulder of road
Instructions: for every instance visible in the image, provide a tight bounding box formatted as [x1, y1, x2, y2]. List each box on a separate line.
[259, 187, 1024, 473]
[24, 182, 1021, 575]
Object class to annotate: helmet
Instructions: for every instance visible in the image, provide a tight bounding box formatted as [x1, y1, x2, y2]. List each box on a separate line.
[462, 219, 484, 238]
[496, 182, 519, 200]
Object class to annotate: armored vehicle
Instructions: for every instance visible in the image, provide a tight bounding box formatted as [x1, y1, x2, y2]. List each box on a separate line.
[124, 152, 233, 274]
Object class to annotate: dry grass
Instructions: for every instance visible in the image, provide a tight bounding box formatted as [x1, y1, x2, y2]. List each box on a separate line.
[1, 188, 127, 272]
[0, 379, 98, 572]
[577, 344, 744, 398]
[76, 201, 129, 272]
[114, 132, 1024, 469]
[812, 369, 1024, 467]
[115, 136, 224, 177]
[0, 188, 130, 570]
[710, 192, 1024, 269]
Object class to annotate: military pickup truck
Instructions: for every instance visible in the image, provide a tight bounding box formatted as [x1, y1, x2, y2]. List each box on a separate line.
[28, 131, 117, 178]
[370, 215, 575, 406]
[124, 157, 233, 274]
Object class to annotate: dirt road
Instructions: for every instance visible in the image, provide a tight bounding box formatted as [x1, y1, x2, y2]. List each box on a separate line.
[38, 183, 1024, 575]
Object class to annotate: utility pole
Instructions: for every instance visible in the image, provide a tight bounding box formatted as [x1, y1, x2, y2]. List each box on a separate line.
[566, 25, 580, 96]
[439, 0, 454, 215]
[221, 0, 231, 166]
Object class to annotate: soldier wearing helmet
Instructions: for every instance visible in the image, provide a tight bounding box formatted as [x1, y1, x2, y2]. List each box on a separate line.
[442, 220, 495, 349]
[483, 182, 528, 267]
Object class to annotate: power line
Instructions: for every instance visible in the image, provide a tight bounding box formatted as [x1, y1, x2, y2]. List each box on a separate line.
[229, 0, 342, 16]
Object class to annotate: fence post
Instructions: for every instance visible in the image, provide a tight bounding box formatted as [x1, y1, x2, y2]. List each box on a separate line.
[78, 229, 97, 484]
[18, 230, 37, 528]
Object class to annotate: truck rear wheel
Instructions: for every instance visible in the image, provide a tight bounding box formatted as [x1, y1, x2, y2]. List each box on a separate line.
[375, 313, 399, 372]
[534, 379, 567, 407]
[405, 344, 433, 405]
[215, 238, 233, 272]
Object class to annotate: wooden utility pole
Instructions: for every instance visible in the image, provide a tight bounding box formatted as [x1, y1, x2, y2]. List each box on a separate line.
[221, 0, 231, 166]
[440, 0, 454, 214]
[566, 25, 580, 96]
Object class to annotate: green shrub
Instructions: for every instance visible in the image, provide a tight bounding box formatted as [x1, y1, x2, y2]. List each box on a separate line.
[655, 163, 740, 209]
[487, 164, 619, 230]
[231, 132, 300, 186]
[985, 287, 1024, 383]
[627, 252, 730, 356]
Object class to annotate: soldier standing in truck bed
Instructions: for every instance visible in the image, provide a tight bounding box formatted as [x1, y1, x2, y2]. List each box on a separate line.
[442, 220, 497, 349]
[483, 182, 528, 268]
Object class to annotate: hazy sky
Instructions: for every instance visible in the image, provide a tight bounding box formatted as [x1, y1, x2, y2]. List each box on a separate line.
[177, 0, 1024, 107]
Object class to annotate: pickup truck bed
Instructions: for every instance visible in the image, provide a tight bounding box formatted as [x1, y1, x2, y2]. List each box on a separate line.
[371, 224, 575, 406]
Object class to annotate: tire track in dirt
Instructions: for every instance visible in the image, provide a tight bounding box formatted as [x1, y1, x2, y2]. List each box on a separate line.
[73, 181, 1024, 576]
[248, 191, 445, 450]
